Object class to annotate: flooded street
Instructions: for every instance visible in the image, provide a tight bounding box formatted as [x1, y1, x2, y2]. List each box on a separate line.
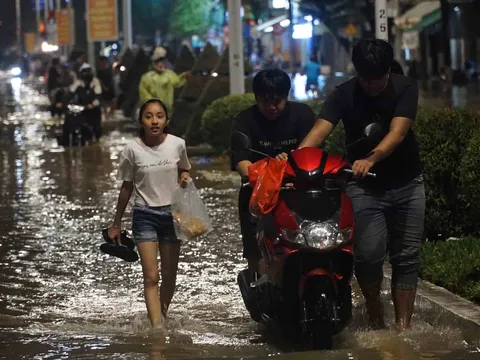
[0, 77, 478, 359]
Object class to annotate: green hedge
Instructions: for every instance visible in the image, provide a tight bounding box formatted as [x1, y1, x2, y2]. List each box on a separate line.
[421, 238, 480, 305]
[459, 127, 480, 235]
[201, 93, 256, 151]
[414, 107, 480, 239]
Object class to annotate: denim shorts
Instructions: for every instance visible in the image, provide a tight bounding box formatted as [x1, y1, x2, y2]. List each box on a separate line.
[132, 205, 180, 244]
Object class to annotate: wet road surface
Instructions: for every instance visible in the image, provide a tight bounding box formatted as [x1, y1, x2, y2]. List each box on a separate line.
[0, 76, 479, 359]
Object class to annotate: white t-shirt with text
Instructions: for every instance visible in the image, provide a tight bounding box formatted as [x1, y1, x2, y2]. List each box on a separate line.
[117, 135, 191, 207]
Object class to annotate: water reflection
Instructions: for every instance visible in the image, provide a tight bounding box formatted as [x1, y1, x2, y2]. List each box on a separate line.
[0, 79, 478, 359]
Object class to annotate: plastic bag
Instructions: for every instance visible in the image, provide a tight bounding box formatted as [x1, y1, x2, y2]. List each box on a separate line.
[171, 180, 212, 240]
[249, 158, 287, 217]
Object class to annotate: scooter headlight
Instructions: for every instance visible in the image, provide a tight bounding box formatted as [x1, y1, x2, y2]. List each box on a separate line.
[281, 221, 351, 250]
[67, 104, 85, 114]
[10, 67, 22, 77]
[302, 220, 351, 250]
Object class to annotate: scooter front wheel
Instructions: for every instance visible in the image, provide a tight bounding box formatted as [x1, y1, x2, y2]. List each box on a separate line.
[237, 269, 262, 322]
[301, 276, 337, 350]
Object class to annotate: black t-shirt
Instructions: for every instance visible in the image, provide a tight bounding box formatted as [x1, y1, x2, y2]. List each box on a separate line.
[230, 101, 316, 171]
[319, 73, 422, 189]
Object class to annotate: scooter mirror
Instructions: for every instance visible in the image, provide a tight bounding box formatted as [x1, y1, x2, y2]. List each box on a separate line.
[233, 130, 252, 150]
[364, 123, 385, 144]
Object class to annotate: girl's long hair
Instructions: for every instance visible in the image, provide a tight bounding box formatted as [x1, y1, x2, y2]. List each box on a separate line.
[138, 98, 171, 137]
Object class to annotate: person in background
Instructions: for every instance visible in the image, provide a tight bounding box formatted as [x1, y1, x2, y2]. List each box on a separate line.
[113, 63, 124, 109]
[47, 58, 63, 118]
[304, 53, 321, 92]
[256, 38, 264, 62]
[107, 98, 191, 326]
[407, 60, 419, 80]
[264, 55, 277, 70]
[96, 56, 116, 119]
[66, 63, 103, 141]
[138, 47, 191, 115]
[71, 50, 87, 77]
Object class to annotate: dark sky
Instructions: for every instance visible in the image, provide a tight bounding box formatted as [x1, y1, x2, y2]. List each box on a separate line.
[0, 1, 16, 48]
[0, 1, 39, 49]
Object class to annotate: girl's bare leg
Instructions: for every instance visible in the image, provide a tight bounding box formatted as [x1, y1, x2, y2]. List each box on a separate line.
[158, 242, 181, 317]
[137, 241, 163, 326]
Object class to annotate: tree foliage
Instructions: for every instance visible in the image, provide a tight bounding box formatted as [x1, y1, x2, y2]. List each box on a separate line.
[170, 0, 212, 38]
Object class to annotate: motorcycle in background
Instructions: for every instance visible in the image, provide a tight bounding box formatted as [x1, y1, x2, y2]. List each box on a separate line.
[58, 104, 94, 147]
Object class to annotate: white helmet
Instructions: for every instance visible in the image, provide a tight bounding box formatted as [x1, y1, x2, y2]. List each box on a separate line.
[79, 62, 92, 72]
[151, 47, 167, 62]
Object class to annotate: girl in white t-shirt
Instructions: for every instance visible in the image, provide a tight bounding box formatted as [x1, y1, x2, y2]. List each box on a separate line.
[108, 98, 191, 326]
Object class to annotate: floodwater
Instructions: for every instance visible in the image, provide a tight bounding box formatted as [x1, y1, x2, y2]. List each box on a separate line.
[0, 76, 479, 359]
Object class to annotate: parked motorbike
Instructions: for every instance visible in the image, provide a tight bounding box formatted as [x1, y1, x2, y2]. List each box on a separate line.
[58, 104, 94, 147]
[235, 127, 377, 349]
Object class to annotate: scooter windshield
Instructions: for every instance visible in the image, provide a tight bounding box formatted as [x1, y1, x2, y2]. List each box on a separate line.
[282, 186, 341, 222]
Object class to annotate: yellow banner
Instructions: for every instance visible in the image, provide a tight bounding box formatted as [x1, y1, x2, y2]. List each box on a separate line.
[87, 0, 118, 41]
[24, 33, 36, 53]
[56, 9, 71, 45]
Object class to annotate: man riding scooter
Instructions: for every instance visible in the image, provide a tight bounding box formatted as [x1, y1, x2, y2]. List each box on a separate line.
[65, 63, 103, 141]
[230, 69, 316, 279]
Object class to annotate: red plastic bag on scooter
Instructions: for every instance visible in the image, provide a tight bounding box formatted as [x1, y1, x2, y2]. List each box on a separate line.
[248, 159, 287, 217]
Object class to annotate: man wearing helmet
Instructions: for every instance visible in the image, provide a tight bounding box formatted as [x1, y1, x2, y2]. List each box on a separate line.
[66, 62, 103, 141]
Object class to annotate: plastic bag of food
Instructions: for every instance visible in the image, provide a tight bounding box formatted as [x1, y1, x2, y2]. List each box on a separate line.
[171, 180, 212, 240]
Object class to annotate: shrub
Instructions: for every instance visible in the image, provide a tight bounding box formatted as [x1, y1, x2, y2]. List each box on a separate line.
[303, 99, 323, 115]
[198, 76, 255, 107]
[421, 238, 480, 304]
[179, 75, 211, 102]
[201, 93, 256, 152]
[174, 45, 196, 100]
[299, 99, 345, 155]
[174, 45, 196, 74]
[215, 46, 253, 76]
[170, 100, 197, 137]
[191, 42, 219, 74]
[414, 107, 480, 239]
[459, 127, 480, 235]
[198, 76, 231, 107]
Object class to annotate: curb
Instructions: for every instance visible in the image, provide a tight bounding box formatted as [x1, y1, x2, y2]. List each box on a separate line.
[383, 266, 480, 345]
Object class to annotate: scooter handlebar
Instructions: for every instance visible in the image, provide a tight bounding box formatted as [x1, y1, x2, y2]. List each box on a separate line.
[241, 168, 376, 188]
[342, 168, 376, 178]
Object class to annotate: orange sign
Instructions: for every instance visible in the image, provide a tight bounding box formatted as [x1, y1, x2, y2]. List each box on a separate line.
[344, 23, 357, 36]
[39, 20, 46, 34]
[87, 0, 118, 41]
[24, 33, 36, 53]
[56, 9, 70, 45]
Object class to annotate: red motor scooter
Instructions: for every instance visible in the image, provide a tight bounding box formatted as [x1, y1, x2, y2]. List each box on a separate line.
[235, 131, 376, 349]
